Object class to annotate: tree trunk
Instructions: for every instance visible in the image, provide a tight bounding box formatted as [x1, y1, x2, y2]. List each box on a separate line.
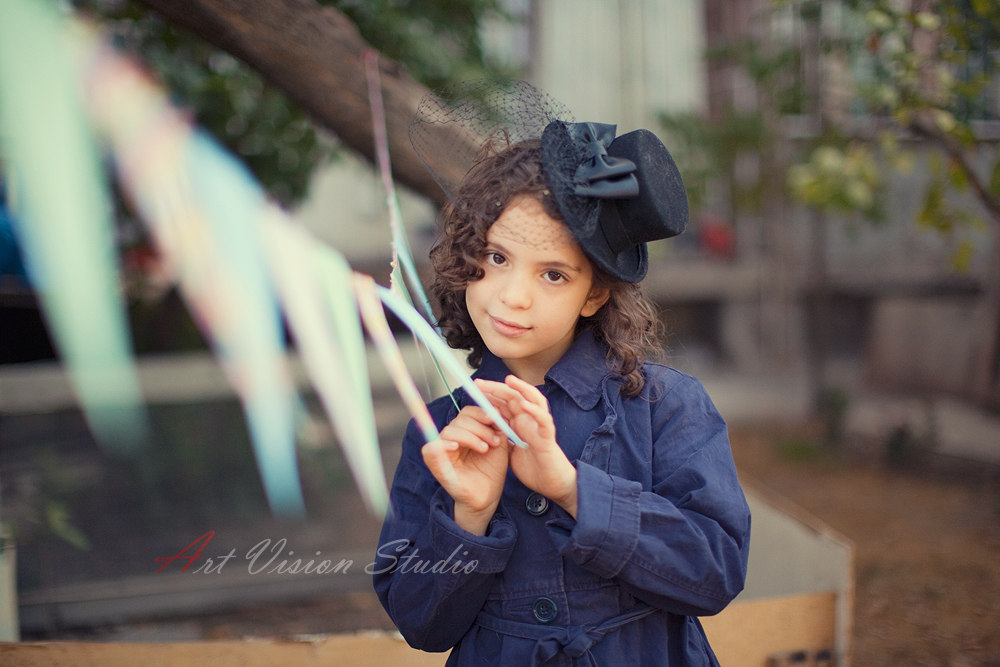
[135, 0, 454, 206]
[970, 229, 1000, 408]
[803, 0, 829, 414]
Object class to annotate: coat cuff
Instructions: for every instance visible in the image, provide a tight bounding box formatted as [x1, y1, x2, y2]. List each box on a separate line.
[428, 487, 517, 574]
[553, 461, 641, 578]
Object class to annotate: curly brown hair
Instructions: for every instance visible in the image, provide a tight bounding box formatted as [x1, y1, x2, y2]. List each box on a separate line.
[428, 137, 661, 396]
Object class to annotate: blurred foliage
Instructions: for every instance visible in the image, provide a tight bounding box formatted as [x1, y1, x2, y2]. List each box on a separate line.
[74, 0, 332, 206]
[787, 143, 883, 219]
[855, 0, 1000, 124]
[818, 385, 850, 446]
[917, 152, 988, 272]
[660, 109, 771, 216]
[659, 41, 795, 225]
[60, 0, 518, 351]
[74, 0, 514, 206]
[325, 0, 516, 90]
[677, 0, 1000, 269]
[708, 39, 810, 117]
[780, 0, 1000, 270]
[4, 449, 95, 550]
[776, 436, 822, 462]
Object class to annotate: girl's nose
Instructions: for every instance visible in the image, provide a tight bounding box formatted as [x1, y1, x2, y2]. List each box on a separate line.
[498, 271, 532, 309]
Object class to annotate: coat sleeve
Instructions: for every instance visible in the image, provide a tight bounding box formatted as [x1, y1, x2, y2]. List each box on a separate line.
[548, 370, 751, 617]
[372, 397, 518, 652]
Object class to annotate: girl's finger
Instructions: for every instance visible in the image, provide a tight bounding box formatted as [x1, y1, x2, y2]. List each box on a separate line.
[489, 396, 514, 422]
[440, 422, 492, 452]
[485, 384, 529, 418]
[477, 393, 512, 420]
[473, 378, 507, 393]
[517, 400, 555, 434]
[474, 381, 516, 416]
[459, 404, 501, 426]
[422, 441, 461, 489]
[482, 380, 522, 401]
[448, 411, 503, 446]
[454, 431, 493, 454]
[461, 405, 512, 442]
[493, 376, 545, 412]
[464, 391, 516, 433]
[504, 396, 528, 419]
[504, 375, 549, 408]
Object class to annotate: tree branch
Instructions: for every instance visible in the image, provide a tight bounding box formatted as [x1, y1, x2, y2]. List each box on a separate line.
[135, 0, 453, 205]
[910, 118, 1000, 226]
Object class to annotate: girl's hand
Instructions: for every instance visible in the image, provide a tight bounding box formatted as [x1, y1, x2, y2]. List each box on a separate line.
[422, 405, 510, 536]
[474, 376, 578, 518]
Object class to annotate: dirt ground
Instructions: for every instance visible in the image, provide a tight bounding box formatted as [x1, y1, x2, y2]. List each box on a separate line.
[72, 423, 1000, 666]
[729, 424, 1000, 667]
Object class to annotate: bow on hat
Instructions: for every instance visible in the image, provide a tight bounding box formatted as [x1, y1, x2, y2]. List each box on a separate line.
[569, 123, 639, 199]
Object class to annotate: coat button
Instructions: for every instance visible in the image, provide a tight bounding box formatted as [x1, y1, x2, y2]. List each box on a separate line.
[532, 597, 558, 623]
[525, 492, 549, 516]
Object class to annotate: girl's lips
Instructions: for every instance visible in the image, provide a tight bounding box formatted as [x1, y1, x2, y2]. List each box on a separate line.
[490, 315, 530, 337]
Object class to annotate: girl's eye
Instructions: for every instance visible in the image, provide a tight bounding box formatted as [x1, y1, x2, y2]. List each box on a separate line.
[544, 270, 566, 284]
[487, 252, 506, 266]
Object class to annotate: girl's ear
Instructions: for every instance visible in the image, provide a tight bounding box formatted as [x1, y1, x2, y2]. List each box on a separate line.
[581, 286, 611, 318]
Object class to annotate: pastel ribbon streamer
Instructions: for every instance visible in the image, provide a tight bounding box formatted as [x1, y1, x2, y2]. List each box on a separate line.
[376, 285, 526, 448]
[261, 210, 388, 514]
[79, 28, 304, 517]
[364, 51, 457, 407]
[363, 50, 435, 324]
[0, 0, 148, 454]
[354, 273, 441, 445]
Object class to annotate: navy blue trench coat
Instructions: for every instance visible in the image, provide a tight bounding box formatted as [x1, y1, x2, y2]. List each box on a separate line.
[373, 330, 751, 666]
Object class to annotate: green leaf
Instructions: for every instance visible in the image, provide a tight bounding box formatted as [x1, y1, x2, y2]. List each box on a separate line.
[354, 274, 444, 444]
[952, 123, 977, 149]
[914, 12, 941, 31]
[917, 178, 949, 232]
[989, 159, 1000, 199]
[948, 159, 969, 191]
[933, 109, 957, 134]
[45, 502, 90, 551]
[951, 238, 975, 273]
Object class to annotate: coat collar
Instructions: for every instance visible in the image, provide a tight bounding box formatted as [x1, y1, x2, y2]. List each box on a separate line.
[472, 329, 612, 411]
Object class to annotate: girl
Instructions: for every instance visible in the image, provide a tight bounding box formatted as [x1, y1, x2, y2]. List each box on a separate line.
[373, 84, 751, 667]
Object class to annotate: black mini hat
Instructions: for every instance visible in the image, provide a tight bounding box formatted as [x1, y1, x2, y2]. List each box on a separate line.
[409, 81, 687, 283]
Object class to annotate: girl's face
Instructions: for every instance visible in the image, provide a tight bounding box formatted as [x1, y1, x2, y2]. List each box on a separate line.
[465, 195, 609, 386]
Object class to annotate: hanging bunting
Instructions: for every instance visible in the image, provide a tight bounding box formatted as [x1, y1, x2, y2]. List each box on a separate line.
[0, 0, 148, 455]
[77, 26, 304, 517]
[354, 273, 440, 445]
[261, 209, 388, 514]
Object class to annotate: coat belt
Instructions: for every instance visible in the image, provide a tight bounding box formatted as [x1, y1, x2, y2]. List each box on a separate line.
[474, 603, 657, 666]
